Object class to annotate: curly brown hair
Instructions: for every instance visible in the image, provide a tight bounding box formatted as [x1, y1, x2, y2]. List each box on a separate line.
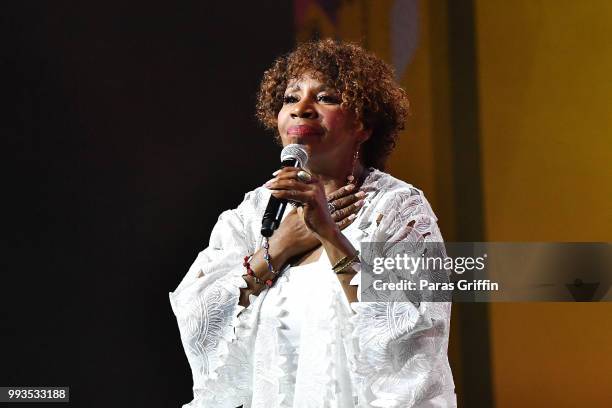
[256, 39, 410, 170]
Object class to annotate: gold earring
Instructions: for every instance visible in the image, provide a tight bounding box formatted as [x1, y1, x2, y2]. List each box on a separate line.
[347, 147, 360, 185]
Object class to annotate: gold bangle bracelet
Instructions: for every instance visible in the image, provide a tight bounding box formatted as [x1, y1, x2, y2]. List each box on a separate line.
[332, 251, 360, 274]
[334, 263, 358, 274]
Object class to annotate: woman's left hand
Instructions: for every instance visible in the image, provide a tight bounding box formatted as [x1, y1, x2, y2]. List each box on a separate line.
[264, 167, 338, 241]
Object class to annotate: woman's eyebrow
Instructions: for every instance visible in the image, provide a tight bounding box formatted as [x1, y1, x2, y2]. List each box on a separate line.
[286, 83, 334, 92]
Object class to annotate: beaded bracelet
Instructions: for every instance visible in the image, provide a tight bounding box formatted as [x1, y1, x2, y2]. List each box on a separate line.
[243, 255, 274, 287]
[332, 250, 360, 274]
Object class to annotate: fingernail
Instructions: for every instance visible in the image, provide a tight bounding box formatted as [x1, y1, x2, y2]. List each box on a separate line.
[345, 184, 355, 191]
[348, 213, 357, 220]
[355, 199, 365, 207]
[272, 170, 281, 176]
[355, 191, 366, 198]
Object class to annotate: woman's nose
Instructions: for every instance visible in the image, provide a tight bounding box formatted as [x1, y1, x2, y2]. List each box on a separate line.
[290, 98, 317, 119]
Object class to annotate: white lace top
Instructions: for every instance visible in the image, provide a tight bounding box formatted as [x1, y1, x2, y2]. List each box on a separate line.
[169, 169, 457, 408]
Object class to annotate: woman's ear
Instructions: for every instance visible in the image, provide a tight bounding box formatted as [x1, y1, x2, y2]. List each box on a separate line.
[355, 121, 372, 143]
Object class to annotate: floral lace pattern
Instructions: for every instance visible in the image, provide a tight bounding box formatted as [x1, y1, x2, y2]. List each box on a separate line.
[169, 169, 457, 407]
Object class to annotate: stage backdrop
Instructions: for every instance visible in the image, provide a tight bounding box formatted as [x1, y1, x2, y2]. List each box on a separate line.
[294, 1, 612, 407]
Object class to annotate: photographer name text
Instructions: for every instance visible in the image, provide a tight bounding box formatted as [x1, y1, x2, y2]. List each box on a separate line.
[372, 279, 499, 291]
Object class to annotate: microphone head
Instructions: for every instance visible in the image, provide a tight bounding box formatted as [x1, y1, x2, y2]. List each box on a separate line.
[280, 144, 309, 167]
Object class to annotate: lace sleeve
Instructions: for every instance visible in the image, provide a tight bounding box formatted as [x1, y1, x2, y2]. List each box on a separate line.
[169, 193, 256, 408]
[348, 188, 457, 407]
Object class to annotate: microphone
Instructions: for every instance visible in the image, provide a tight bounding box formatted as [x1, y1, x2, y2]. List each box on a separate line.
[261, 144, 309, 237]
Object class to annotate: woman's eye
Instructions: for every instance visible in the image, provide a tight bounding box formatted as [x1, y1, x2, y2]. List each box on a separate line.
[283, 95, 298, 104]
[317, 95, 339, 103]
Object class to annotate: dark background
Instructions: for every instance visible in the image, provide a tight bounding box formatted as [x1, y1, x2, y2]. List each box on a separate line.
[2, 1, 293, 406]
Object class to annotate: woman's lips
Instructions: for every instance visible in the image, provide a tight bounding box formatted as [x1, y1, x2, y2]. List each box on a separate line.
[287, 125, 323, 136]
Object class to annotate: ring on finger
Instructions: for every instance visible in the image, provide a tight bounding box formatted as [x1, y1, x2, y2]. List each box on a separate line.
[296, 170, 312, 183]
[327, 202, 337, 214]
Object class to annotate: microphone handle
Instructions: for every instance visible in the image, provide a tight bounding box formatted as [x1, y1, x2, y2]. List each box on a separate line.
[261, 158, 300, 237]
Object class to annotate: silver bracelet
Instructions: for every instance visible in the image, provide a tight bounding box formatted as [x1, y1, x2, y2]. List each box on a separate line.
[262, 238, 278, 276]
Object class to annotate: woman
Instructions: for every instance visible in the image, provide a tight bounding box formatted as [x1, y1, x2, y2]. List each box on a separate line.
[170, 39, 456, 407]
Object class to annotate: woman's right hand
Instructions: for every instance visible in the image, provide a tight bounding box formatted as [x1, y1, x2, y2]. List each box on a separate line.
[270, 183, 366, 263]
[240, 184, 366, 303]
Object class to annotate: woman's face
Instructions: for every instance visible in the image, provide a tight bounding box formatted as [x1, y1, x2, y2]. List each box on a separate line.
[277, 73, 368, 171]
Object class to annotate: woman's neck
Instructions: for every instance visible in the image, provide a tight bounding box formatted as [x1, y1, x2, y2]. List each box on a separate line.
[308, 162, 367, 195]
